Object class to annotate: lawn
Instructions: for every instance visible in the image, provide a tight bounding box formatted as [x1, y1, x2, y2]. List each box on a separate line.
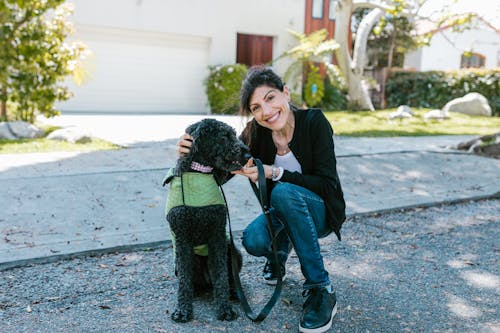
[0, 124, 120, 154]
[1, 109, 499, 154]
[0, 137, 120, 154]
[326, 108, 500, 137]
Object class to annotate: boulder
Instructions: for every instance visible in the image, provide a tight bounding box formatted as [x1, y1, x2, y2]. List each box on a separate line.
[450, 132, 500, 159]
[442, 92, 492, 116]
[47, 127, 92, 144]
[389, 105, 414, 119]
[424, 109, 449, 120]
[0, 123, 17, 140]
[0, 121, 45, 139]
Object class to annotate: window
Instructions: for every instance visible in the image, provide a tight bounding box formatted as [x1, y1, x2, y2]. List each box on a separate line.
[329, 0, 337, 20]
[312, 0, 323, 19]
[460, 52, 485, 68]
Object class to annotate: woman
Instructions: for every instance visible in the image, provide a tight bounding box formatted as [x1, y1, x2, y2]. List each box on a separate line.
[177, 66, 345, 333]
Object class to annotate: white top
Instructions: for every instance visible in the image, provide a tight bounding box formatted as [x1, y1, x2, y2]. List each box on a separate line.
[274, 151, 302, 181]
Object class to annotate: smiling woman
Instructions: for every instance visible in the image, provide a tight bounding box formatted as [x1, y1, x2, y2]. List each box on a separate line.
[234, 66, 346, 333]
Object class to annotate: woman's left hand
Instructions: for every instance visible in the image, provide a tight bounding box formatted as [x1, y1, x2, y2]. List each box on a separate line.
[231, 158, 273, 182]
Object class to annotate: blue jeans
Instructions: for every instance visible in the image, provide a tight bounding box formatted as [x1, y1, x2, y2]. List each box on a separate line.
[242, 182, 332, 290]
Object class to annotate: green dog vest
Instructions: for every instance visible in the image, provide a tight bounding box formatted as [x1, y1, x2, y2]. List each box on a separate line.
[164, 168, 225, 256]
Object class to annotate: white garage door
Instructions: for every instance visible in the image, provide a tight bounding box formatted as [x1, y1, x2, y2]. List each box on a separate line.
[59, 25, 210, 114]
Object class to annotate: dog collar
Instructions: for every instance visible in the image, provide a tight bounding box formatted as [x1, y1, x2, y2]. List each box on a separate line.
[190, 161, 213, 173]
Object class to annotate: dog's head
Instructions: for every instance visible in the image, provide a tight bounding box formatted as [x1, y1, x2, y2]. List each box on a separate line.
[179, 119, 250, 175]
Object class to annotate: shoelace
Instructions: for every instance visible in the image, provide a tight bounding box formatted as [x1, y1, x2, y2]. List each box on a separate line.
[302, 288, 324, 309]
[263, 261, 272, 273]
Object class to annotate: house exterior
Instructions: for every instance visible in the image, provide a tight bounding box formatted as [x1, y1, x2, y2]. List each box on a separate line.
[58, 0, 313, 114]
[404, 17, 500, 71]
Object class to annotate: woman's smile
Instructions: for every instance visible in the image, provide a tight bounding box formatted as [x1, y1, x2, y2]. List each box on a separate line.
[265, 111, 280, 124]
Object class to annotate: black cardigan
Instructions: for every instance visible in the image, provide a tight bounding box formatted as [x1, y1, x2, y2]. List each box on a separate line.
[240, 108, 346, 240]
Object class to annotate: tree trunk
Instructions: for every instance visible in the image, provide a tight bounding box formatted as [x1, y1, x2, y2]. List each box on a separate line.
[387, 29, 396, 68]
[0, 86, 7, 121]
[352, 8, 384, 111]
[352, 8, 384, 74]
[334, 0, 375, 111]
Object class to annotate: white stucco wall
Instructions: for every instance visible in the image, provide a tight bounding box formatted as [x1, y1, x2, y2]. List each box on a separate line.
[404, 24, 500, 71]
[69, 0, 304, 74]
[58, 0, 306, 113]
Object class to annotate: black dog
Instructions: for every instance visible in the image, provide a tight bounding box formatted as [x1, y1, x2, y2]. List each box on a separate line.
[164, 118, 250, 322]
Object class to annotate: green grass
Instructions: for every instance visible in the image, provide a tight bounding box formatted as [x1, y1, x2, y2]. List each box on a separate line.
[0, 124, 121, 154]
[0, 137, 120, 154]
[326, 108, 500, 137]
[1, 109, 499, 153]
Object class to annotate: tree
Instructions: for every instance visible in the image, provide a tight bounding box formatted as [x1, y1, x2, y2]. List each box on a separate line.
[333, 0, 476, 111]
[334, 0, 418, 110]
[277, 29, 343, 107]
[352, 7, 418, 68]
[0, 0, 88, 123]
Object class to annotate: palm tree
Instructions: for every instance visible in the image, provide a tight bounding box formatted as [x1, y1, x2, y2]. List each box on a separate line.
[277, 29, 343, 107]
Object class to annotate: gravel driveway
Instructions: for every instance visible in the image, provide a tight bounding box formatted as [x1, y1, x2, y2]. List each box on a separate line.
[1, 199, 498, 333]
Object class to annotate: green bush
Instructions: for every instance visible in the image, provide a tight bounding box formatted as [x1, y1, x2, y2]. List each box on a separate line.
[303, 66, 324, 107]
[204, 64, 247, 114]
[290, 92, 305, 108]
[385, 69, 500, 116]
[320, 76, 348, 111]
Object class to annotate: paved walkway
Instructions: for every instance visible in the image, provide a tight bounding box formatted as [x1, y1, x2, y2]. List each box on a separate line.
[1, 114, 499, 269]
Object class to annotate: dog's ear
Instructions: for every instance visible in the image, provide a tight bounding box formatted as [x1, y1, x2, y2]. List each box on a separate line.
[178, 121, 201, 172]
[186, 122, 199, 137]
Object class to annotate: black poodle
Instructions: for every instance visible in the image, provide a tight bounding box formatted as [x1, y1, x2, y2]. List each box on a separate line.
[163, 118, 250, 323]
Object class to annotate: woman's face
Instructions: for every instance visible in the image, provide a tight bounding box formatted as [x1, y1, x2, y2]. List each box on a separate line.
[249, 85, 291, 131]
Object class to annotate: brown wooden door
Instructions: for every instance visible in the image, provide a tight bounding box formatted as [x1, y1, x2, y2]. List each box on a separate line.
[304, 0, 352, 63]
[304, 0, 335, 38]
[236, 33, 273, 67]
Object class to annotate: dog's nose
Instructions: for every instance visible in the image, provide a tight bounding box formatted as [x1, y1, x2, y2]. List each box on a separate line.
[243, 152, 252, 161]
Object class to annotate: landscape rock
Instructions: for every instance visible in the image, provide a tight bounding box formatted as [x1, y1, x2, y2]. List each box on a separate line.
[389, 105, 413, 119]
[47, 127, 93, 144]
[0, 121, 45, 139]
[424, 109, 449, 120]
[450, 132, 500, 158]
[0, 123, 17, 140]
[442, 92, 492, 116]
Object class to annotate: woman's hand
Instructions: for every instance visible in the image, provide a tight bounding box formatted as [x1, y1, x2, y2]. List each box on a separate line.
[176, 133, 193, 158]
[231, 158, 273, 183]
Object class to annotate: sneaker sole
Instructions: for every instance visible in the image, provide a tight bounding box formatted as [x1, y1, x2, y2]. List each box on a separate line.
[298, 302, 337, 333]
[264, 273, 286, 286]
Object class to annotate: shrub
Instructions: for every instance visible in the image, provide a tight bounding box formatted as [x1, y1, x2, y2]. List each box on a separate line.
[204, 64, 247, 114]
[303, 66, 324, 107]
[320, 76, 348, 111]
[290, 92, 305, 108]
[385, 69, 500, 116]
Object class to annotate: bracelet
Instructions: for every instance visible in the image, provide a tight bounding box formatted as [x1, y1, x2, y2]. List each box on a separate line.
[271, 166, 283, 181]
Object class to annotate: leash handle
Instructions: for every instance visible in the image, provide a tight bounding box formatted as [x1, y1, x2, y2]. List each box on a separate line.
[250, 159, 269, 213]
[229, 158, 283, 322]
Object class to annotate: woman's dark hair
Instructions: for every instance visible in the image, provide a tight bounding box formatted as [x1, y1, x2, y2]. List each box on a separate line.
[239, 65, 285, 116]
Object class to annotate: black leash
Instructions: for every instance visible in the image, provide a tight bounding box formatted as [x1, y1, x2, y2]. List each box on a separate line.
[221, 158, 283, 322]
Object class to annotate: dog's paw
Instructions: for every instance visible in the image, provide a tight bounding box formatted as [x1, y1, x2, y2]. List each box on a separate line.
[171, 307, 193, 323]
[217, 305, 238, 321]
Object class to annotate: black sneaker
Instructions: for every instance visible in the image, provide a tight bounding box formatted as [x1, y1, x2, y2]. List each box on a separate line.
[262, 260, 286, 285]
[299, 287, 337, 333]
